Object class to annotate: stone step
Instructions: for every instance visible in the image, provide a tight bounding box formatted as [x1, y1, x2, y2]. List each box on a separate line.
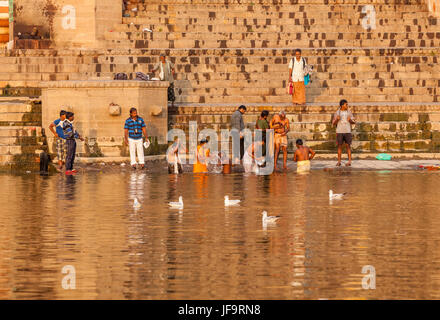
[121, 24, 440, 34]
[171, 94, 440, 104]
[3, 54, 440, 68]
[173, 86, 440, 96]
[128, 2, 426, 11]
[4, 69, 440, 82]
[33, 60, 436, 74]
[107, 38, 440, 49]
[114, 22, 439, 33]
[127, 0, 424, 4]
[3, 47, 439, 58]
[0, 111, 42, 123]
[0, 102, 33, 113]
[131, 7, 429, 15]
[0, 136, 41, 145]
[0, 145, 22, 155]
[0, 126, 42, 137]
[122, 15, 438, 27]
[127, 1, 424, 7]
[306, 139, 433, 152]
[105, 31, 440, 42]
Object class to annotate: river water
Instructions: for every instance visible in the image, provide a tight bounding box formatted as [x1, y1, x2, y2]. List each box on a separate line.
[1, 170, 440, 299]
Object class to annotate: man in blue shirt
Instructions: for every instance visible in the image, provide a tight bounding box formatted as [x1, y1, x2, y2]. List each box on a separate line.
[62, 112, 84, 175]
[49, 110, 67, 170]
[124, 107, 148, 170]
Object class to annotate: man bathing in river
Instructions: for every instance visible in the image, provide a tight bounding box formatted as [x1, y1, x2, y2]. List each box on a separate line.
[270, 110, 290, 171]
[293, 139, 315, 173]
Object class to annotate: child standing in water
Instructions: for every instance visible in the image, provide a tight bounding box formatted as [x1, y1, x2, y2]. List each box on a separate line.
[293, 139, 315, 173]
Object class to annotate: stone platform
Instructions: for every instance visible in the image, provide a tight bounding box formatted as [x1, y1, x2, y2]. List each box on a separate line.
[169, 102, 440, 153]
[41, 80, 169, 157]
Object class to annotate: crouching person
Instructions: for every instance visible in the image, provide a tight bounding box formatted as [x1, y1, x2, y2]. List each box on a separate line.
[63, 112, 84, 175]
[293, 139, 315, 173]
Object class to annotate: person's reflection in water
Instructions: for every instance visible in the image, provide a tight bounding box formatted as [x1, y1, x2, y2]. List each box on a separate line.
[64, 175, 77, 201]
[129, 172, 146, 202]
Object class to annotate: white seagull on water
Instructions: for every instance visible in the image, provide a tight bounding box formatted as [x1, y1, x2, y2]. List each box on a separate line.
[142, 28, 153, 33]
[329, 190, 346, 200]
[261, 211, 280, 225]
[169, 196, 184, 209]
[133, 198, 141, 209]
[224, 195, 241, 206]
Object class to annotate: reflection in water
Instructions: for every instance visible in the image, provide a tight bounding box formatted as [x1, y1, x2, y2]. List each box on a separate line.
[1, 171, 440, 299]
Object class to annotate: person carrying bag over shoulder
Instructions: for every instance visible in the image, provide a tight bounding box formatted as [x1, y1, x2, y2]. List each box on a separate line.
[288, 49, 313, 105]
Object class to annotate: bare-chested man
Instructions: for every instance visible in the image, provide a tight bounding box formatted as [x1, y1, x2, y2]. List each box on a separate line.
[293, 139, 315, 173]
[270, 110, 290, 171]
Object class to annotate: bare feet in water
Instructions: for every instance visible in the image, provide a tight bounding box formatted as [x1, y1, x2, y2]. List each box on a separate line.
[345, 162, 351, 167]
[336, 162, 342, 167]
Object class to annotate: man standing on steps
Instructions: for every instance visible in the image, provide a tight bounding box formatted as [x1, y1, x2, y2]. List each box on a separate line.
[152, 53, 176, 107]
[49, 110, 67, 171]
[231, 105, 247, 163]
[332, 99, 356, 167]
[288, 49, 308, 105]
[124, 107, 148, 170]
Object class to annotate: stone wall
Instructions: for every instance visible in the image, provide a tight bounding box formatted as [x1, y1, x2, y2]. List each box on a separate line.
[14, 0, 122, 47]
[0, 97, 47, 172]
[41, 80, 168, 157]
[169, 104, 440, 154]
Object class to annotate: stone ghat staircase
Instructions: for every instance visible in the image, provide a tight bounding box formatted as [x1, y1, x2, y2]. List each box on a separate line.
[115, 0, 438, 50]
[0, 98, 48, 172]
[107, 0, 440, 104]
[1, 47, 439, 104]
[2, 0, 439, 105]
[169, 103, 440, 153]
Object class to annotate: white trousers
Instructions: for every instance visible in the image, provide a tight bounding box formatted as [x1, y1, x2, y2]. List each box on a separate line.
[129, 138, 145, 166]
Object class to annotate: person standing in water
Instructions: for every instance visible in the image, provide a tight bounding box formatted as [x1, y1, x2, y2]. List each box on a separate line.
[270, 110, 290, 171]
[243, 133, 266, 174]
[231, 105, 247, 162]
[193, 138, 210, 173]
[49, 109, 67, 171]
[124, 107, 148, 170]
[332, 99, 356, 167]
[256, 110, 270, 130]
[62, 112, 84, 175]
[293, 139, 315, 173]
[167, 137, 186, 174]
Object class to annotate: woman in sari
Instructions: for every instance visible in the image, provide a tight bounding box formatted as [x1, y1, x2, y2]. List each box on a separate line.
[193, 139, 210, 173]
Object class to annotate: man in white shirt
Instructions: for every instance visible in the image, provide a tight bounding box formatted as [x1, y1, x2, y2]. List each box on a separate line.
[288, 49, 307, 105]
[332, 99, 356, 167]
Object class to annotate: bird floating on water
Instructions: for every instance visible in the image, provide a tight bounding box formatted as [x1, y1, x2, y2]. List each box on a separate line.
[261, 211, 280, 225]
[169, 196, 184, 209]
[133, 198, 141, 209]
[143, 28, 153, 33]
[329, 190, 346, 200]
[224, 195, 241, 206]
